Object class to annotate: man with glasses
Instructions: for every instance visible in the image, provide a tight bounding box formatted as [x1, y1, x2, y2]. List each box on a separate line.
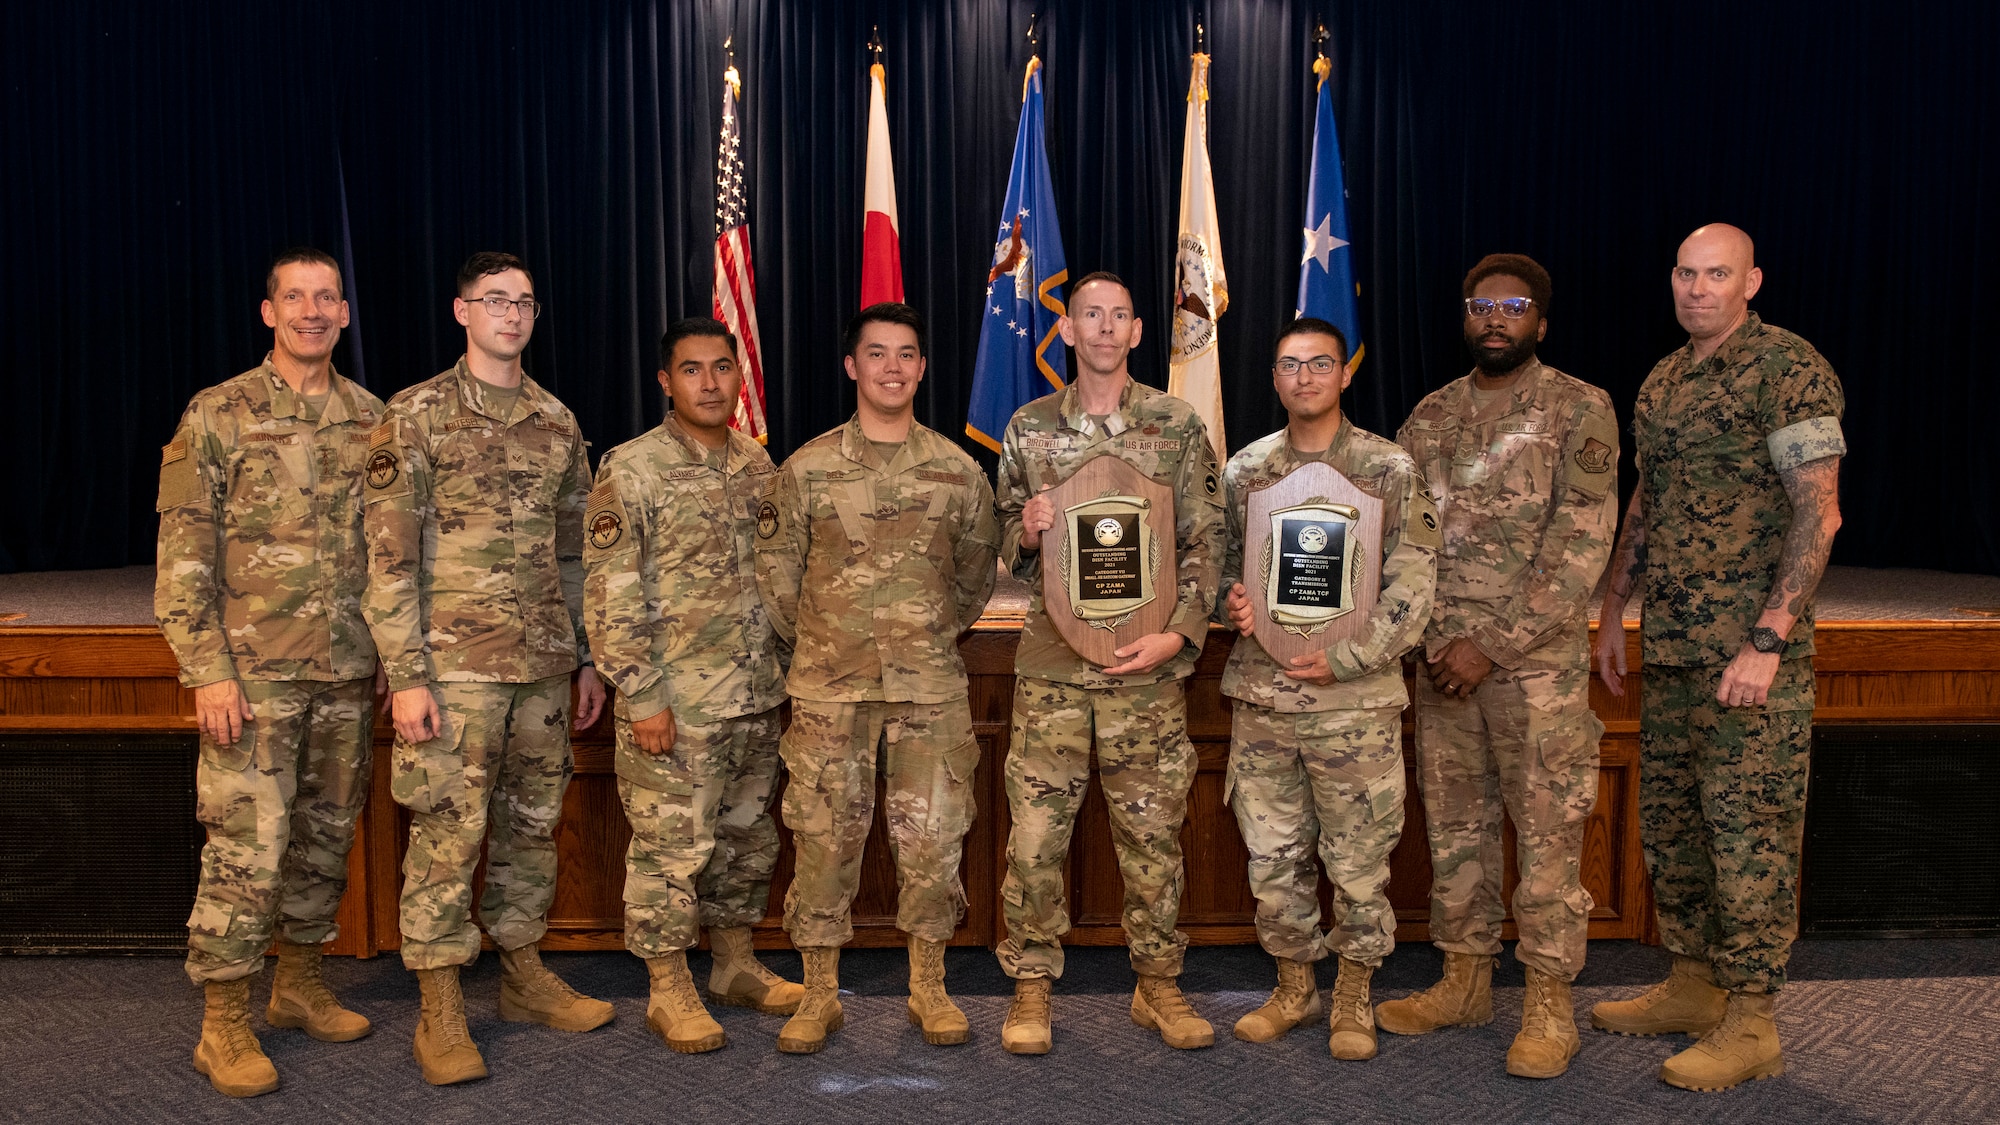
[1381, 254, 1618, 1078]
[365, 251, 611, 1085]
[1590, 224, 1844, 1092]
[583, 317, 802, 1054]
[1218, 316, 1438, 1061]
[992, 272, 1224, 1054]
[158, 248, 384, 1098]
[753, 303, 998, 1053]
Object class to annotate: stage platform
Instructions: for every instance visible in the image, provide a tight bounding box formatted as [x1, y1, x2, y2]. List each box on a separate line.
[2, 565, 1997, 957]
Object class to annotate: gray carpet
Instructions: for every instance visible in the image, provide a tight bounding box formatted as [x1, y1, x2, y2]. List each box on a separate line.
[2, 940, 1994, 1124]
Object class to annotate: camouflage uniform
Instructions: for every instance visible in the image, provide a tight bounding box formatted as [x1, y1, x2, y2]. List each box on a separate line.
[363, 358, 592, 970]
[583, 415, 787, 956]
[993, 379, 1223, 980]
[1220, 423, 1437, 968]
[1633, 313, 1845, 993]
[1396, 362, 1618, 982]
[753, 416, 998, 947]
[157, 359, 384, 984]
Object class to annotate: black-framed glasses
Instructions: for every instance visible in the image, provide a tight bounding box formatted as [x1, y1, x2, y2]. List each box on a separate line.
[1463, 297, 1534, 320]
[465, 295, 544, 320]
[1273, 355, 1341, 376]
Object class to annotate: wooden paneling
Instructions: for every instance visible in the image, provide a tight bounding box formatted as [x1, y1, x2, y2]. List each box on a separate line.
[2, 615, 1995, 958]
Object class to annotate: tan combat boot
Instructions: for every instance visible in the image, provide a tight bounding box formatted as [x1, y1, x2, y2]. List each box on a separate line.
[497, 944, 615, 1032]
[1000, 977, 1053, 1055]
[1659, 991, 1784, 1091]
[192, 978, 279, 1098]
[707, 926, 804, 1015]
[1327, 957, 1379, 1061]
[266, 939, 372, 1042]
[1374, 950, 1494, 1035]
[776, 947, 844, 1054]
[1507, 966, 1581, 1078]
[645, 951, 726, 1053]
[412, 966, 488, 1086]
[1233, 956, 1322, 1043]
[1589, 955, 1727, 1037]
[906, 936, 970, 1045]
[1131, 974, 1214, 1050]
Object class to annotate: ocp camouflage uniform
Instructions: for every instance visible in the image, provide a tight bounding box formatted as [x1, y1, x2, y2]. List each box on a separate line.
[993, 379, 1223, 980]
[753, 417, 998, 947]
[583, 414, 787, 957]
[363, 358, 593, 970]
[1396, 361, 1618, 982]
[1220, 423, 1437, 968]
[157, 358, 384, 984]
[1634, 312, 1845, 993]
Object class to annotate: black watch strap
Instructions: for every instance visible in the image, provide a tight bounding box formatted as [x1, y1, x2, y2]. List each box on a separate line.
[1749, 626, 1786, 654]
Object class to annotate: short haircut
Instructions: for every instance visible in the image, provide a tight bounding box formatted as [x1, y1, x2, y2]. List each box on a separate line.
[1272, 316, 1349, 364]
[1462, 253, 1552, 317]
[844, 302, 928, 358]
[659, 317, 739, 370]
[1067, 270, 1133, 308]
[457, 251, 535, 297]
[265, 247, 343, 301]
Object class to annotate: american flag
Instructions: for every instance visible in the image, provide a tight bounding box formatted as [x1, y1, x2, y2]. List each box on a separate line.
[713, 66, 769, 443]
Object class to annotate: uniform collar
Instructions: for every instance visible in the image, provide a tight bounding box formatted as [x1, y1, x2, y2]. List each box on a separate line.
[659, 413, 754, 473]
[1275, 414, 1353, 472]
[839, 413, 932, 475]
[452, 355, 557, 424]
[1687, 310, 1766, 374]
[1057, 375, 1144, 437]
[259, 354, 362, 427]
[1454, 359, 1546, 423]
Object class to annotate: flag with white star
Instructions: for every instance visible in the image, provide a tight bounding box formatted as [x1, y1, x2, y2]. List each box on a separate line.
[712, 64, 768, 442]
[965, 57, 1068, 453]
[1297, 55, 1364, 373]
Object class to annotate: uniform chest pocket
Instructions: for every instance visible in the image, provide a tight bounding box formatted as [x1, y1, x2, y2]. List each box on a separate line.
[224, 439, 310, 532]
[508, 424, 571, 509]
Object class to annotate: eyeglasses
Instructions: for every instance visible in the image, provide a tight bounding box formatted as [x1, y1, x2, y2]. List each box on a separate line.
[1273, 355, 1341, 376]
[465, 295, 544, 320]
[1463, 297, 1535, 320]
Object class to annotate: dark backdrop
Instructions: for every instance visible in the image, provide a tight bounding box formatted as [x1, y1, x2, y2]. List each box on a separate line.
[3, 0, 1993, 575]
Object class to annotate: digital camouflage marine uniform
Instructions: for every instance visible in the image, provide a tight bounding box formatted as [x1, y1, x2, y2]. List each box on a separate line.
[583, 412, 801, 1050]
[753, 414, 998, 1049]
[1628, 313, 1844, 996]
[1219, 421, 1437, 1057]
[363, 358, 602, 990]
[1388, 362, 1617, 997]
[992, 379, 1223, 1020]
[159, 358, 383, 991]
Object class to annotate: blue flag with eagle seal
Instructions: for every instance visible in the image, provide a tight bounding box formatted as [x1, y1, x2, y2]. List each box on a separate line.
[966, 57, 1068, 453]
[1296, 57, 1363, 372]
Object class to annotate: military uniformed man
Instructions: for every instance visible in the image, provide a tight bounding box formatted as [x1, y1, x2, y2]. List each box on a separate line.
[1219, 316, 1438, 1062]
[158, 248, 384, 1098]
[583, 317, 802, 1054]
[1591, 224, 1845, 1092]
[753, 302, 999, 1053]
[364, 252, 613, 1085]
[1379, 255, 1618, 1078]
[992, 272, 1224, 1054]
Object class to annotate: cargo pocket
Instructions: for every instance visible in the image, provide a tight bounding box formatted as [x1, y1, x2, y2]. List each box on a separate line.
[1364, 768, 1406, 824]
[199, 733, 256, 774]
[392, 707, 464, 815]
[1537, 712, 1605, 774]
[778, 727, 834, 837]
[186, 897, 240, 940]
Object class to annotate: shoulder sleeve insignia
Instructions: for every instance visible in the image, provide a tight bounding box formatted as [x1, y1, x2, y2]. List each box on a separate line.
[756, 499, 781, 539]
[366, 449, 400, 490]
[1203, 471, 1219, 498]
[161, 436, 187, 465]
[587, 509, 624, 550]
[1408, 484, 1443, 551]
[1573, 437, 1614, 474]
[369, 421, 396, 449]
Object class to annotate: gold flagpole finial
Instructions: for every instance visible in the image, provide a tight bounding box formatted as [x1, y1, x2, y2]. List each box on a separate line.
[724, 34, 740, 97]
[868, 25, 883, 64]
[1026, 11, 1039, 49]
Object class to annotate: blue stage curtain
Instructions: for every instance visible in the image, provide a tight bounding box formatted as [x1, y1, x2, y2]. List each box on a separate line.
[1, 0, 1994, 575]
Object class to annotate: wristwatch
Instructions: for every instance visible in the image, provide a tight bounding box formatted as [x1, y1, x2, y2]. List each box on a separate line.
[1748, 626, 1786, 654]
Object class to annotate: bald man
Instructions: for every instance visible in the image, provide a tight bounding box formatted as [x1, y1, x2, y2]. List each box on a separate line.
[1590, 224, 1844, 1092]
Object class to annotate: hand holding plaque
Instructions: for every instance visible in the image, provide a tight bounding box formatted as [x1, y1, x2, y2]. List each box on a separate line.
[1241, 461, 1382, 666]
[1041, 455, 1177, 666]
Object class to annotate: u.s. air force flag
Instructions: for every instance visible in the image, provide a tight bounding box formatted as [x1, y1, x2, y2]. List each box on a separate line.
[1297, 55, 1364, 372]
[966, 57, 1068, 454]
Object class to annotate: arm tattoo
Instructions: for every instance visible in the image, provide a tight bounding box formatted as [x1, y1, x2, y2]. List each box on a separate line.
[1606, 484, 1648, 601]
[1767, 456, 1842, 618]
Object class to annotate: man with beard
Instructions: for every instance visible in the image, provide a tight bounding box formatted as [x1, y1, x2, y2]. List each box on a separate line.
[1591, 225, 1844, 1092]
[1382, 254, 1619, 1078]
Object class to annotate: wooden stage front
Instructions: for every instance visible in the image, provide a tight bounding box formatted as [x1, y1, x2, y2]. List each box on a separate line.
[2, 566, 1997, 957]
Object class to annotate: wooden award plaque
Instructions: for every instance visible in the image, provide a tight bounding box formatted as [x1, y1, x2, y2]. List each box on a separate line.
[1042, 454, 1178, 666]
[1242, 461, 1383, 666]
